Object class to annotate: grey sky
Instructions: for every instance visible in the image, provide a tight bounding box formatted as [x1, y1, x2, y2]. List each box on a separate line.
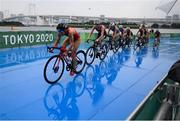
[0, 0, 179, 18]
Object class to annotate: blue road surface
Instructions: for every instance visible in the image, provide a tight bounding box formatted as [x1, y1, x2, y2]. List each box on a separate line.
[0, 37, 180, 120]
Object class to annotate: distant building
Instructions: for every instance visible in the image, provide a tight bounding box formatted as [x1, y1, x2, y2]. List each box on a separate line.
[10, 14, 16, 18]
[166, 15, 172, 23]
[18, 14, 24, 17]
[172, 14, 180, 23]
[0, 11, 4, 20]
[100, 15, 105, 22]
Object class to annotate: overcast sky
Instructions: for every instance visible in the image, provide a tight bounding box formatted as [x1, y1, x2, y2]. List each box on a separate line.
[0, 0, 179, 18]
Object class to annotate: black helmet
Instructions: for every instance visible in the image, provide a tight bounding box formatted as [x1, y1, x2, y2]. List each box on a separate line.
[56, 23, 67, 30]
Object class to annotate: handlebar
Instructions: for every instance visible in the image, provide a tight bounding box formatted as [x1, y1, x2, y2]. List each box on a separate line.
[47, 46, 71, 55]
[47, 46, 61, 53]
[47, 46, 61, 50]
[86, 39, 94, 43]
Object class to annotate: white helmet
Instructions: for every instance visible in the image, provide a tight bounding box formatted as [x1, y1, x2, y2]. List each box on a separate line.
[111, 22, 116, 26]
[140, 24, 145, 28]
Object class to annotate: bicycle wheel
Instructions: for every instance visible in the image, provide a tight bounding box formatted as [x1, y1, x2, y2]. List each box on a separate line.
[85, 46, 95, 65]
[113, 41, 120, 53]
[99, 61, 107, 77]
[104, 41, 110, 53]
[44, 83, 64, 119]
[99, 44, 108, 60]
[85, 65, 95, 89]
[72, 74, 86, 97]
[134, 41, 138, 50]
[75, 50, 86, 74]
[122, 40, 126, 49]
[44, 55, 65, 84]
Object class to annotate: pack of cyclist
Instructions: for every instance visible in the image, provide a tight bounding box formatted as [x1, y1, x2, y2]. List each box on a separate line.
[136, 24, 149, 46]
[48, 22, 161, 78]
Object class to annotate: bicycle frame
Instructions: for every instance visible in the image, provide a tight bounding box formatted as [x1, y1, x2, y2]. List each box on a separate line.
[48, 46, 82, 72]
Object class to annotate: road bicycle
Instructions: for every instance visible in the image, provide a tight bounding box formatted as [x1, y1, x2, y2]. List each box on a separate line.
[44, 46, 86, 84]
[86, 40, 108, 65]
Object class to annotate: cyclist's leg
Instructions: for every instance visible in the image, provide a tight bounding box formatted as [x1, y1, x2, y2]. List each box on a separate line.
[153, 39, 156, 48]
[61, 37, 70, 50]
[138, 37, 142, 46]
[127, 36, 130, 47]
[72, 38, 81, 71]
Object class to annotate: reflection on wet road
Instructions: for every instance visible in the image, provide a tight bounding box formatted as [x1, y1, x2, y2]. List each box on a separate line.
[0, 37, 180, 120]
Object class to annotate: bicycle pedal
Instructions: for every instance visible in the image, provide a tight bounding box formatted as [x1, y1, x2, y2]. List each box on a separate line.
[96, 53, 100, 58]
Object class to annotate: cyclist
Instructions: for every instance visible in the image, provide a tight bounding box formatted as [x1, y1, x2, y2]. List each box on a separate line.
[124, 27, 133, 47]
[144, 25, 149, 44]
[51, 23, 81, 76]
[119, 25, 125, 39]
[136, 24, 146, 45]
[107, 22, 121, 48]
[154, 29, 161, 47]
[87, 22, 107, 44]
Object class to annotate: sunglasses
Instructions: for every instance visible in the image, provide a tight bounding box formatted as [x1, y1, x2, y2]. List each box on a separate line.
[57, 29, 64, 33]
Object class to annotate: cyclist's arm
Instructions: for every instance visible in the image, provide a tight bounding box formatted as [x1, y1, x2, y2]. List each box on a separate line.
[136, 30, 140, 37]
[53, 34, 61, 47]
[123, 30, 127, 37]
[88, 25, 95, 39]
[96, 27, 105, 42]
[112, 29, 117, 40]
[107, 27, 111, 35]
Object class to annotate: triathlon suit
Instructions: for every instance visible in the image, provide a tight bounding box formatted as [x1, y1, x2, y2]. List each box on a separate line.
[138, 28, 144, 38]
[155, 31, 160, 38]
[155, 31, 161, 42]
[144, 29, 147, 36]
[64, 28, 80, 41]
[126, 29, 131, 37]
[119, 28, 124, 35]
[94, 25, 107, 39]
[111, 26, 120, 34]
[58, 27, 80, 52]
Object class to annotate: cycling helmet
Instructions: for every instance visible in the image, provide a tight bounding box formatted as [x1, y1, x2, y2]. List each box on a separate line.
[140, 24, 145, 28]
[110, 22, 116, 29]
[56, 23, 67, 31]
[57, 19, 68, 32]
[95, 20, 101, 25]
[111, 22, 116, 26]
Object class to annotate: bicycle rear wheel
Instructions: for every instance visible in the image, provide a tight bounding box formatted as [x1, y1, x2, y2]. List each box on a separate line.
[113, 40, 120, 53]
[85, 47, 95, 65]
[75, 50, 86, 74]
[99, 44, 108, 60]
[134, 41, 139, 50]
[44, 55, 65, 84]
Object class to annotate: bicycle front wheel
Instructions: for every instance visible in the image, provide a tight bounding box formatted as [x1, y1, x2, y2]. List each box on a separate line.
[134, 41, 138, 50]
[85, 47, 95, 65]
[99, 44, 108, 60]
[113, 41, 120, 53]
[75, 50, 86, 74]
[44, 55, 65, 84]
